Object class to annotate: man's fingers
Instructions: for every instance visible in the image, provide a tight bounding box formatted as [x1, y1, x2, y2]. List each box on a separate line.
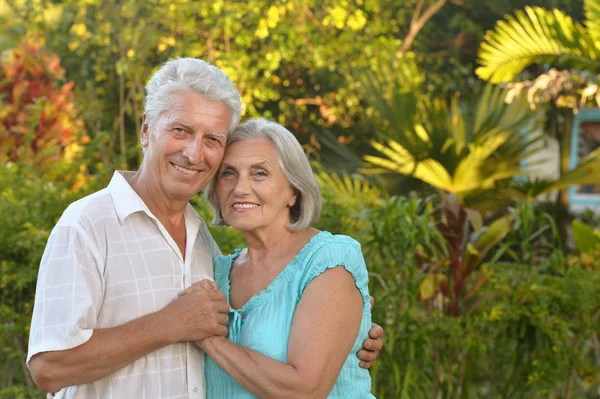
[368, 323, 384, 340]
[198, 279, 218, 290]
[370, 295, 374, 310]
[182, 280, 217, 295]
[216, 325, 228, 336]
[217, 313, 229, 326]
[208, 289, 227, 300]
[359, 360, 374, 369]
[362, 338, 383, 352]
[357, 349, 377, 362]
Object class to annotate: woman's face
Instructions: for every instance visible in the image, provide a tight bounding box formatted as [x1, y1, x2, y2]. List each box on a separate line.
[216, 138, 297, 233]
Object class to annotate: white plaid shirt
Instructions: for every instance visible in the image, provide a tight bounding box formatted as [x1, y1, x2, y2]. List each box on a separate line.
[27, 171, 220, 399]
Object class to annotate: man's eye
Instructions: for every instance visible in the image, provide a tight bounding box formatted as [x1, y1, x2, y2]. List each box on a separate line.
[207, 136, 223, 146]
[221, 170, 234, 177]
[173, 127, 186, 133]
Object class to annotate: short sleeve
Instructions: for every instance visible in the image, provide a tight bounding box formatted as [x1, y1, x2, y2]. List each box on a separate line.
[212, 255, 229, 286]
[299, 236, 371, 309]
[27, 223, 104, 367]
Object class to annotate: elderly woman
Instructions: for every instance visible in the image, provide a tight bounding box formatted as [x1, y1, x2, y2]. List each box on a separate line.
[199, 118, 375, 398]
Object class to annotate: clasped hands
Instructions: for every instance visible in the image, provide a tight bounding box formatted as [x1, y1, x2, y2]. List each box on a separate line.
[163, 279, 229, 345]
[163, 279, 383, 368]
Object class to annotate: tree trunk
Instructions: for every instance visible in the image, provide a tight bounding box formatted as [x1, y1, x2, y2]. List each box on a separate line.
[556, 109, 574, 250]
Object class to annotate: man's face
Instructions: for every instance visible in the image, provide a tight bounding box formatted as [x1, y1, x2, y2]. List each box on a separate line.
[140, 90, 232, 203]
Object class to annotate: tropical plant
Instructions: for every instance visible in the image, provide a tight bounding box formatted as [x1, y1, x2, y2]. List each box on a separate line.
[571, 219, 600, 270]
[574, 220, 600, 251]
[476, 0, 600, 244]
[414, 192, 513, 316]
[476, 3, 600, 85]
[0, 162, 94, 396]
[361, 84, 543, 212]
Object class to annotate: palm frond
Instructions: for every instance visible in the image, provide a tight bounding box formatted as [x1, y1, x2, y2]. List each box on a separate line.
[362, 84, 541, 209]
[359, 57, 422, 141]
[314, 167, 387, 208]
[477, 6, 600, 83]
[585, 0, 600, 46]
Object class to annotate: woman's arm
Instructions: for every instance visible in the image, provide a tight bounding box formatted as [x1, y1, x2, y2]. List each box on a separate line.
[198, 266, 364, 399]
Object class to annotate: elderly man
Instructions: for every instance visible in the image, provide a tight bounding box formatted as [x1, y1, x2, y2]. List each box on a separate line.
[27, 58, 383, 398]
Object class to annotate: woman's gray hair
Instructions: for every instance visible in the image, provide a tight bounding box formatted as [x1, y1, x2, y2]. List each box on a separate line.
[144, 58, 242, 133]
[205, 118, 322, 231]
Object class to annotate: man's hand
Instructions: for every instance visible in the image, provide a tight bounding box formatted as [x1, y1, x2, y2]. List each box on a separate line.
[357, 295, 384, 369]
[28, 281, 229, 394]
[162, 279, 229, 343]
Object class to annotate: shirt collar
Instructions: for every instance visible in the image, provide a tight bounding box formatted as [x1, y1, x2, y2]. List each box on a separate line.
[107, 170, 203, 226]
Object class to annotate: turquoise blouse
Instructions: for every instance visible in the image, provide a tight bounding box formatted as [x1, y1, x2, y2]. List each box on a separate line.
[204, 231, 375, 398]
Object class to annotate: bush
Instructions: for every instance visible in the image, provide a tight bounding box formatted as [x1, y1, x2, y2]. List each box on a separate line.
[0, 35, 87, 168]
[313, 192, 600, 398]
[0, 163, 93, 397]
[2, 167, 599, 398]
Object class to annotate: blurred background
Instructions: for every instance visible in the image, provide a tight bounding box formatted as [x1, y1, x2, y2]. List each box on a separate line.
[1, 0, 599, 398]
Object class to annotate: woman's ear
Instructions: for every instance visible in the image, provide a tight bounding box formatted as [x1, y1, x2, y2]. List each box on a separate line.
[288, 191, 298, 208]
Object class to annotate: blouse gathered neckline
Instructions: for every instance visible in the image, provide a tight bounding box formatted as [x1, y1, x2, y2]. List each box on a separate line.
[223, 230, 328, 314]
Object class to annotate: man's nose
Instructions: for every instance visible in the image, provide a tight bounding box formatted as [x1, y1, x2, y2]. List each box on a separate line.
[182, 137, 204, 164]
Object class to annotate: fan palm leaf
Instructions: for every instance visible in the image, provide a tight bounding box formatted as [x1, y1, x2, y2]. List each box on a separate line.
[476, 5, 600, 84]
[361, 84, 542, 209]
[585, 0, 600, 46]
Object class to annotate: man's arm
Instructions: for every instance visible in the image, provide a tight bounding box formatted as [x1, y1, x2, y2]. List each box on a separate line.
[29, 281, 229, 393]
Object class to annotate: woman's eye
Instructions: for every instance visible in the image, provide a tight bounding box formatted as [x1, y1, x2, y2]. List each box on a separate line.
[221, 170, 234, 177]
[255, 171, 268, 177]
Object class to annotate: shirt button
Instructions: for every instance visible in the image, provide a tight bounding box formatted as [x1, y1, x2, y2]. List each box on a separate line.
[193, 387, 198, 393]
[191, 347, 196, 352]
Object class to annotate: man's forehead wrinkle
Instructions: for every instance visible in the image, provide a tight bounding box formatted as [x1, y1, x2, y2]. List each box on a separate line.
[152, 102, 181, 128]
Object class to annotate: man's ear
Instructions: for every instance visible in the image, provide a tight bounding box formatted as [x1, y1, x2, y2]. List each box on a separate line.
[140, 114, 150, 148]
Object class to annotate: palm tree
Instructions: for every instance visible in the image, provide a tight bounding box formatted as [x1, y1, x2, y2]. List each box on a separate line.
[476, 0, 600, 243]
[360, 84, 543, 213]
[359, 84, 544, 316]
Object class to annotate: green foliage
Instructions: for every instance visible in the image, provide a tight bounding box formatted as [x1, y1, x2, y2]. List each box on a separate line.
[469, 261, 600, 398]
[476, 5, 600, 83]
[0, 163, 91, 396]
[499, 201, 562, 266]
[361, 84, 543, 211]
[2, 161, 600, 397]
[0, 0, 424, 169]
[571, 220, 600, 270]
[1, 2, 600, 397]
[321, 194, 600, 398]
